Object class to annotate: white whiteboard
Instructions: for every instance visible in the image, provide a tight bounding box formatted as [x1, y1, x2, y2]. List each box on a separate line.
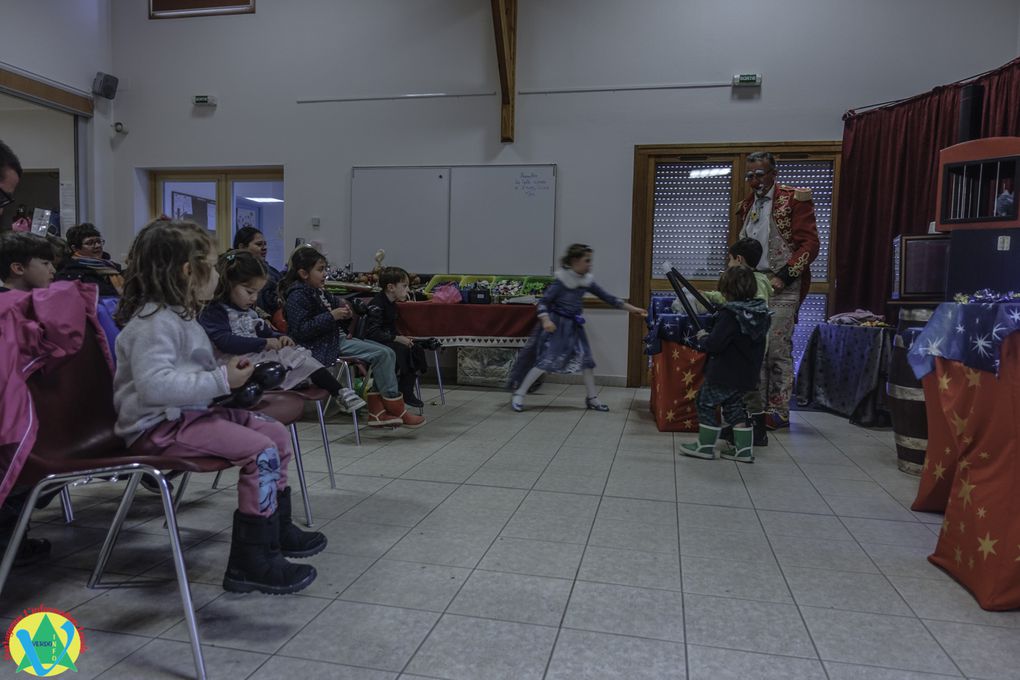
[351, 164, 556, 275]
[351, 167, 450, 273]
[449, 165, 556, 275]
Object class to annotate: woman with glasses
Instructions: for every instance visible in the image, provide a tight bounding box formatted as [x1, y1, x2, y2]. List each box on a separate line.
[54, 223, 124, 297]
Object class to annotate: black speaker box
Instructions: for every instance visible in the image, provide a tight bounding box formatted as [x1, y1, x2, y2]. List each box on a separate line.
[92, 72, 119, 100]
[958, 83, 983, 143]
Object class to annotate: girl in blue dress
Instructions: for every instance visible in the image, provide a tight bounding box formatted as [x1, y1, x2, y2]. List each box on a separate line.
[511, 244, 647, 412]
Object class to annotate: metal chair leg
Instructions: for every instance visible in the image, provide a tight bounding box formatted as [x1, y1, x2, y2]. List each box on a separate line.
[315, 400, 336, 489]
[289, 424, 313, 527]
[172, 472, 191, 515]
[432, 349, 446, 405]
[0, 481, 49, 600]
[339, 361, 361, 446]
[414, 377, 425, 415]
[154, 469, 208, 680]
[211, 470, 223, 489]
[89, 471, 143, 588]
[60, 486, 75, 524]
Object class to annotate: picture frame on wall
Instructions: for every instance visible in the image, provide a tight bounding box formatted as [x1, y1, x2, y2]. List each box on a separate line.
[236, 206, 259, 230]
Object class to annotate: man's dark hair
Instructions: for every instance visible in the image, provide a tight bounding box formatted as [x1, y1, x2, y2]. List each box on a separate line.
[729, 237, 764, 269]
[65, 223, 102, 251]
[0, 232, 54, 279]
[0, 139, 23, 178]
[746, 151, 776, 170]
[718, 264, 758, 302]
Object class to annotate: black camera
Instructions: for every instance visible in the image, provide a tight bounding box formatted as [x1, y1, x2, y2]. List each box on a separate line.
[414, 338, 443, 351]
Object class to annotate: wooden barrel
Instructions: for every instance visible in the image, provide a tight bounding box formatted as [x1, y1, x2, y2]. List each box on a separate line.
[886, 307, 934, 475]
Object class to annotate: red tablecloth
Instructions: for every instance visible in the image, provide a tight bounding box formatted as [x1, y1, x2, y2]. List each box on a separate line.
[648, 340, 706, 432]
[910, 335, 1020, 610]
[396, 302, 538, 346]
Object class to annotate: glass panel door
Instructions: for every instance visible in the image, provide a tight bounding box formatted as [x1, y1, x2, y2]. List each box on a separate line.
[231, 180, 285, 270]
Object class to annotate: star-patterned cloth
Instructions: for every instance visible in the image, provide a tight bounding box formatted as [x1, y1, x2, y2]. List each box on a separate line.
[908, 302, 1020, 379]
[643, 295, 710, 356]
[648, 339, 706, 432]
[910, 334, 1020, 610]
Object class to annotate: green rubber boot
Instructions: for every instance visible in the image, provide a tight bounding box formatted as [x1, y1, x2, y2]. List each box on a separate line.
[721, 426, 755, 463]
[680, 424, 720, 460]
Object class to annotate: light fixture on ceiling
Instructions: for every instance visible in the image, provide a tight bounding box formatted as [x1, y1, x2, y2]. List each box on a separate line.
[242, 197, 284, 203]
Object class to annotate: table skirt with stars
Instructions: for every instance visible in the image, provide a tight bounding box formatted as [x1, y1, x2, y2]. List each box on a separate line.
[649, 340, 706, 432]
[910, 336, 1020, 610]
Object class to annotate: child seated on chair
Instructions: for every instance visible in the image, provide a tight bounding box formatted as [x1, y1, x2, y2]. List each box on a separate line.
[113, 219, 326, 595]
[198, 249, 364, 411]
[0, 232, 55, 292]
[673, 237, 772, 446]
[280, 245, 425, 429]
[680, 265, 770, 464]
[362, 266, 430, 408]
[0, 231, 56, 568]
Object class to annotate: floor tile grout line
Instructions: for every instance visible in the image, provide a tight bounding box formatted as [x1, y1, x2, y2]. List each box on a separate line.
[670, 395, 693, 680]
[740, 414, 832, 676]
[387, 382, 588, 677]
[538, 387, 633, 680]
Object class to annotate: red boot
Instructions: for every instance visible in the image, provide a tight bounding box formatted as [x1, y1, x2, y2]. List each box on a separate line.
[382, 395, 426, 428]
[366, 392, 401, 427]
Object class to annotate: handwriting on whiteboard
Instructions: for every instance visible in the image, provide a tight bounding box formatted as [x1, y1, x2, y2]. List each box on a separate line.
[514, 171, 551, 197]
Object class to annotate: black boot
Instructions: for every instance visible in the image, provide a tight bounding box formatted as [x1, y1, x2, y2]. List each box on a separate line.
[222, 510, 316, 595]
[399, 375, 424, 408]
[752, 413, 769, 447]
[276, 487, 327, 558]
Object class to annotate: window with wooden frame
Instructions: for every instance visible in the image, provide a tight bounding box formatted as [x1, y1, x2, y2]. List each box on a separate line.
[627, 141, 842, 387]
[150, 168, 284, 264]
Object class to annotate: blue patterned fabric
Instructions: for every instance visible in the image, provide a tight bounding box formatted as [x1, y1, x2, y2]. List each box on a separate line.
[532, 273, 623, 373]
[644, 295, 711, 355]
[908, 302, 1020, 380]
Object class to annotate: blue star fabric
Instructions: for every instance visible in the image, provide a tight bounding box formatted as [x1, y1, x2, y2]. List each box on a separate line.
[908, 302, 1020, 379]
[644, 295, 711, 356]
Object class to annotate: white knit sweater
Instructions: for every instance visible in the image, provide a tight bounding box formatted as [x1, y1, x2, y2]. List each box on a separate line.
[113, 304, 230, 444]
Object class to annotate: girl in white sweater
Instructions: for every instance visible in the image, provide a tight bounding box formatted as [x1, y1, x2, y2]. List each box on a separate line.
[113, 219, 323, 595]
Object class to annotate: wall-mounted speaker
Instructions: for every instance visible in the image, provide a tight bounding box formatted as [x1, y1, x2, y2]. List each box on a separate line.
[92, 72, 119, 100]
[958, 82, 984, 143]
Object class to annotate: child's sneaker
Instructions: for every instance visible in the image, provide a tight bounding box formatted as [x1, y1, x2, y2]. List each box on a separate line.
[339, 388, 366, 411]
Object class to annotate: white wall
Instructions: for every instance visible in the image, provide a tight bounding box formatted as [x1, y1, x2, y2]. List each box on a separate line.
[0, 107, 75, 181]
[101, 0, 1020, 379]
[0, 0, 115, 233]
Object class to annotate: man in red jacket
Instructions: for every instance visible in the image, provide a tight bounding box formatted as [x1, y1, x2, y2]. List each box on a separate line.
[737, 151, 819, 431]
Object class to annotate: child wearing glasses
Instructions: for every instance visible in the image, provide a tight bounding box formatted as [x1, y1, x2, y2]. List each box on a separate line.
[55, 223, 123, 296]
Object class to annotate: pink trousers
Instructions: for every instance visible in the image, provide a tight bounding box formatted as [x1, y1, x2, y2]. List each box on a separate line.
[129, 407, 292, 516]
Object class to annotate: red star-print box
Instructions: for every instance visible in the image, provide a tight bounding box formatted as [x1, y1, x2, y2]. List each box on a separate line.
[911, 337, 1020, 610]
[649, 340, 706, 432]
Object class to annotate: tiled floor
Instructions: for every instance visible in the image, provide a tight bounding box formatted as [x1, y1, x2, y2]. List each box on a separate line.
[4, 384, 1019, 679]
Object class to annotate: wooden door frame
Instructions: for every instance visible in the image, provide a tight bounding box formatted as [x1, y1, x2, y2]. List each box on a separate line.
[149, 167, 283, 252]
[626, 141, 842, 387]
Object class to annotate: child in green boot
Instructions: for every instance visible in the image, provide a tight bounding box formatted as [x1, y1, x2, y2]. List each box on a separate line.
[679, 265, 770, 463]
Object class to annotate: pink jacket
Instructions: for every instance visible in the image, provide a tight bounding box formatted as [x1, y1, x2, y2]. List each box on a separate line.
[0, 281, 112, 506]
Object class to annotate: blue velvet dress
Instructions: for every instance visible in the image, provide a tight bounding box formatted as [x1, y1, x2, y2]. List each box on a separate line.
[525, 269, 624, 374]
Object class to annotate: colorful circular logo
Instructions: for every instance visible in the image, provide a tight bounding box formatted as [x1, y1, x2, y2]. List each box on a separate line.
[4, 607, 85, 677]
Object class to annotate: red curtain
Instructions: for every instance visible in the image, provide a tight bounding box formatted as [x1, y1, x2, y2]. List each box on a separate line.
[833, 57, 1020, 315]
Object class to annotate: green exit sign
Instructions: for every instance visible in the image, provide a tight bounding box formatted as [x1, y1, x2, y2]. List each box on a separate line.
[732, 73, 763, 87]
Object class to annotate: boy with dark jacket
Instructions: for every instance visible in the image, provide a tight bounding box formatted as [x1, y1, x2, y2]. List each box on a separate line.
[680, 265, 770, 463]
[362, 267, 428, 408]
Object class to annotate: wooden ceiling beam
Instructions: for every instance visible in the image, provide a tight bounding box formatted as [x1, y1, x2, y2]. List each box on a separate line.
[490, 0, 517, 142]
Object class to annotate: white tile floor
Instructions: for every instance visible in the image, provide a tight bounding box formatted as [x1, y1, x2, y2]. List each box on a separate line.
[5, 384, 1020, 679]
